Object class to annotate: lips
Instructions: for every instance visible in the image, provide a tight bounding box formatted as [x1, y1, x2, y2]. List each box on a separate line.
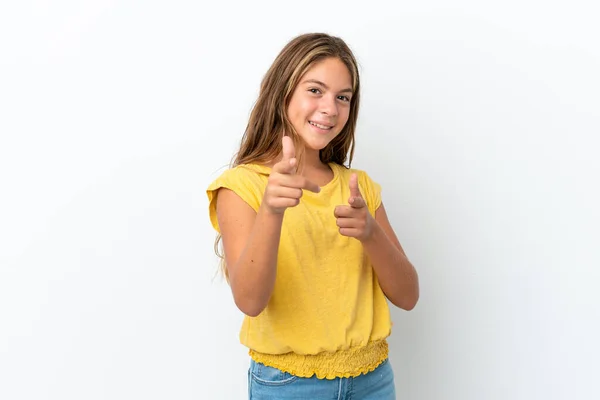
[309, 121, 333, 130]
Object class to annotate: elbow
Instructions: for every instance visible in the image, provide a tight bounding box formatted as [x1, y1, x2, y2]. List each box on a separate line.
[229, 277, 273, 317]
[396, 271, 419, 311]
[401, 296, 419, 311]
[394, 295, 419, 311]
[390, 286, 419, 311]
[238, 303, 265, 318]
[233, 293, 268, 317]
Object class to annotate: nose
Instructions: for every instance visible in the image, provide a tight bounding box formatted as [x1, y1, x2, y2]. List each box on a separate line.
[319, 95, 338, 117]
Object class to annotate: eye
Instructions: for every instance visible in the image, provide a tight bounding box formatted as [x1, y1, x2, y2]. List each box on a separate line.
[308, 88, 321, 95]
[338, 95, 351, 102]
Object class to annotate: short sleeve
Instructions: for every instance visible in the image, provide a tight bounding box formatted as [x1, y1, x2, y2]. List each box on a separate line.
[358, 170, 382, 215]
[206, 165, 268, 233]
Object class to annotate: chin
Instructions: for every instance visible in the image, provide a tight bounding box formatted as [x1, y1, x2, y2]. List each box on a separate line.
[299, 130, 340, 152]
[302, 138, 333, 153]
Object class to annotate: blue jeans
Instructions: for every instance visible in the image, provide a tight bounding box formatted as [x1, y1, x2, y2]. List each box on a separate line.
[248, 358, 396, 399]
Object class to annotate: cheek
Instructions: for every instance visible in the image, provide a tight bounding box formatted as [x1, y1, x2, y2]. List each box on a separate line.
[290, 97, 317, 120]
[338, 108, 351, 128]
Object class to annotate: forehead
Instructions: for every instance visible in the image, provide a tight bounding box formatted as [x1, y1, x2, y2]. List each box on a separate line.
[301, 57, 353, 88]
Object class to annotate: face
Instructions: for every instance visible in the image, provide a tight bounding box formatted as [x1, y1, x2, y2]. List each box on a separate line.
[286, 57, 353, 153]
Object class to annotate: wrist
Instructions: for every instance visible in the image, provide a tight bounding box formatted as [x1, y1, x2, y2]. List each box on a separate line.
[258, 203, 286, 220]
[360, 215, 380, 244]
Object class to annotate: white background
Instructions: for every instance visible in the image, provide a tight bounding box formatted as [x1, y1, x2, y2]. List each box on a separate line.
[1, 1, 599, 399]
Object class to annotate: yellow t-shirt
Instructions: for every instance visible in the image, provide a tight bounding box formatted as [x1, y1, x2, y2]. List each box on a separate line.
[206, 162, 392, 379]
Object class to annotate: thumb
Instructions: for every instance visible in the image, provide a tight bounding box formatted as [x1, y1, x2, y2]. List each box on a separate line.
[349, 173, 365, 208]
[273, 135, 296, 174]
[282, 135, 296, 162]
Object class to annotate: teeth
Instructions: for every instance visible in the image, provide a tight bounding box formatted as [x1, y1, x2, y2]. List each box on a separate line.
[310, 121, 331, 129]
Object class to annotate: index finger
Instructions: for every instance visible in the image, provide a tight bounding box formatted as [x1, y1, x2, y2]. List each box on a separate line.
[301, 177, 321, 193]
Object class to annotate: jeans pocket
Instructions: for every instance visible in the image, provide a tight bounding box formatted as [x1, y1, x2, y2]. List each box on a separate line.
[250, 360, 299, 387]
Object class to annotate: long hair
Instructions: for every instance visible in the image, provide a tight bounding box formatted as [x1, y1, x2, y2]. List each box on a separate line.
[215, 33, 361, 278]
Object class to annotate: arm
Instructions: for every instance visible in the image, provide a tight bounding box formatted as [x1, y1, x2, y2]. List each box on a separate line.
[361, 203, 420, 310]
[216, 189, 283, 317]
[334, 174, 419, 311]
[215, 136, 320, 317]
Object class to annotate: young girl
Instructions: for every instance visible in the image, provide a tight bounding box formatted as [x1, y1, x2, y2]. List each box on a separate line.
[207, 33, 419, 399]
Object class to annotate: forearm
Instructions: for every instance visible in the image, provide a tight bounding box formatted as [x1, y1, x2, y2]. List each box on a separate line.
[361, 222, 419, 310]
[229, 205, 283, 317]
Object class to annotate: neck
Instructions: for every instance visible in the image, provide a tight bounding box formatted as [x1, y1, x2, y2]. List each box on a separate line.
[298, 147, 331, 175]
[302, 147, 323, 168]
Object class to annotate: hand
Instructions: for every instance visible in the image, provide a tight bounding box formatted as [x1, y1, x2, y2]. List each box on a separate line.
[334, 173, 374, 241]
[262, 135, 320, 214]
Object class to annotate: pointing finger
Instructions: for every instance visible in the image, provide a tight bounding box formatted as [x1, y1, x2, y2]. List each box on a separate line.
[301, 178, 321, 193]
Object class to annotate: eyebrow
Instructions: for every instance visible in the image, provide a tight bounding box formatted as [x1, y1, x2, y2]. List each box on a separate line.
[302, 79, 354, 94]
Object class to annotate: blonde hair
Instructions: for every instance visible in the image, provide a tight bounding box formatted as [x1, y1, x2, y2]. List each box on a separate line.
[215, 33, 361, 278]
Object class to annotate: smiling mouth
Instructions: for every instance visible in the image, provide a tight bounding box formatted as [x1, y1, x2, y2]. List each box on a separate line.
[309, 121, 333, 130]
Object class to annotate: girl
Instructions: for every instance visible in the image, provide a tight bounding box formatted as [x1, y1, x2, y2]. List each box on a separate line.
[207, 33, 419, 399]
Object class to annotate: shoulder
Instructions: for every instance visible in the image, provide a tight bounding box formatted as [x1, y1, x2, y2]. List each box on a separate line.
[206, 164, 270, 231]
[207, 164, 270, 195]
[209, 164, 270, 185]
